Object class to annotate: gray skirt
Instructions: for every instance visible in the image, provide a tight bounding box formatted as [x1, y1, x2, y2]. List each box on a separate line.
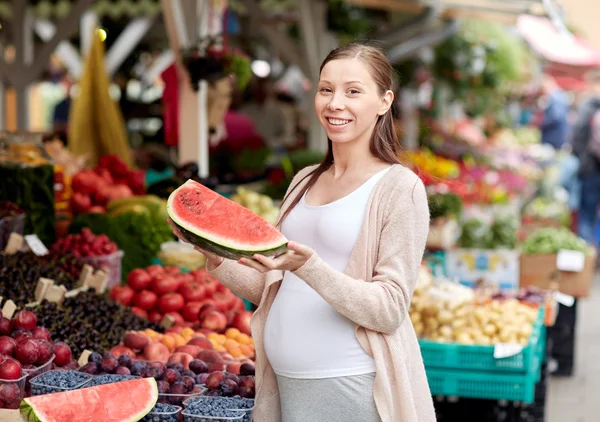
[276, 373, 382, 422]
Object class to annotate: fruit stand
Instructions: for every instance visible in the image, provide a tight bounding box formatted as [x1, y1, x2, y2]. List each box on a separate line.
[0, 125, 594, 422]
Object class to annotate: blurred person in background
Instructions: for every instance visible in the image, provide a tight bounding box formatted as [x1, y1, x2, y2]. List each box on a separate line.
[537, 74, 569, 149]
[571, 70, 600, 246]
[240, 78, 286, 152]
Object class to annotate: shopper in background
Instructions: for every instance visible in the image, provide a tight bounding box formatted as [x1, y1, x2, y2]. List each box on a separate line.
[171, 43, 435, 422]
[572, 70, 600, 246]
[537, 74, 570, 149]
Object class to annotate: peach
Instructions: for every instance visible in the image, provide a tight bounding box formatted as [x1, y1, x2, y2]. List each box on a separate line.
[109, 345, 135, 359]
[200, 310, 227, 333]
[226, 361, 241, 375]
[168, 352, 194, 370]
[187, 337, 213, 350]
[123, 332, 150, 352]
[175, 345, 202, 356]
[161, 335, 176, 353]
[144, 342, 170, 362]
[196, 350, 223, 364]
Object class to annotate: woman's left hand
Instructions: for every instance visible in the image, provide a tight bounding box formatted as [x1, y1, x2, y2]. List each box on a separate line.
[238, 241, 315, 273]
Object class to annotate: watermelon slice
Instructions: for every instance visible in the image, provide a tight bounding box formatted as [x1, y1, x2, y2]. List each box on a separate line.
[19, 378, 158, 422]
[167, 180, 288, 260]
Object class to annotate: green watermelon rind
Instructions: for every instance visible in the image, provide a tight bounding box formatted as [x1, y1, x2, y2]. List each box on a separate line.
[172, 220, 289, 260]
[19, 378, 158, 422]
[167, 181, 288, 260]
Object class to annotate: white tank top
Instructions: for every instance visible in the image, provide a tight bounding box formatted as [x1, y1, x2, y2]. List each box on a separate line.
[263, 167, 391, 379]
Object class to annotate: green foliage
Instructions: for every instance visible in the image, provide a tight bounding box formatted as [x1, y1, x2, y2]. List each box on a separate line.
[428, 193, 462, 220]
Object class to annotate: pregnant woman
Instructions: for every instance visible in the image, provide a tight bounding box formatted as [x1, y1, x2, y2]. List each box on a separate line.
[171, 43, 436, 422]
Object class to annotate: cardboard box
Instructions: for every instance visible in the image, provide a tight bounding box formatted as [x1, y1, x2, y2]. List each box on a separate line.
[519, 252, 595, 298]
[445, 249, 520, 291]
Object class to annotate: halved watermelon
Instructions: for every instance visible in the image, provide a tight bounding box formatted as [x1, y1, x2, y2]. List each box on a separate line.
[19, 378, 157, 422]
[167, 180, 288, 260]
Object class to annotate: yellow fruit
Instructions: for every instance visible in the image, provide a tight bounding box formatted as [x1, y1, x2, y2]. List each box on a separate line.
[225, 328, 241, 339]
[181, 327, 195, 339]
[161, 336, 176, 353]
[173, 334, 187, 348]
[236, 333, 251, 345]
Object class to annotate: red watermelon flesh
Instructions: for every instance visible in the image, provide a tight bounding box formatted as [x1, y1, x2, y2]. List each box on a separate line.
[20, 378, 158, 422]
[167, 180, 288, 260]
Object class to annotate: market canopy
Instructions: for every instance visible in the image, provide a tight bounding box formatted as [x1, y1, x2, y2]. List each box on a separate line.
[517, 14, 600, 68]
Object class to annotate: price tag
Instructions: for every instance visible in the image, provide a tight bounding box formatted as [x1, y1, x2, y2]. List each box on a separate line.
[554, 291, 575, 307]
[24, 235, 49, 256]
[494, 343, 523, 359]
[556, 250, 585, 272]
[1, 300, 17, 319]
[3, 233, 23, 254]
[45, 285, 67, 305]
[160, 314, 176, 329]
[78, 265, 94, 288]
[78, 350, 93, 367]
[34, 278, 54, 302]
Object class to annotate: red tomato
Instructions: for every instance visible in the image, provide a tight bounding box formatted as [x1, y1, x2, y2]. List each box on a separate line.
[145, 265, 164, 278]
[179, 281, 206, 302]
[182, 301, 204, 322]
[202, 277, 218, 296]
[134, 290, 158, 311]
[158, 293, 185, 313]
[212, 292, 233, 313]
[148, 310, 163, 324]
[130, 307, 148, 319]
[127, 269, 152, 291]
[109, 285, 135, 306]
[177, 273, 194, 285]
[164, 266, 181, 276]
[151, 274, 181, 296]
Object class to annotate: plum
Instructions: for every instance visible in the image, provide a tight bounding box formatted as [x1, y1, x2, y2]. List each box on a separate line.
[32, 327, 51, 342]
[0, 337, 16, 357]
[0, 357, 22, 380]
[239, 362, 255, 376]
[223, 372, 240, 385]
[196, 373, 210, 385]
[188, 359, 209, 375]
[205, 372, 225, 390]
[162, 368, 180, 385]
[35, 340, 54, 365]
[130, 361, 146, 376]
[169, 382, 187, 395]
[12, 311, 37, 332]
[79, 362, 99, 375]
[0, 318, 12, 336]
[117, 354, 133, 369]
[0, 383, 20, 404]
[166, 362, 184, 372]
[156, 380, 170, 394]
[181, 375, 196, 392]
[115, 366, 131, 375]
[100, 356, 118, 374]
[220, 379, 239, 396]
[239, 386, 255, 399]
[52, 342, 72, 367]
[88, 352, 103, 364]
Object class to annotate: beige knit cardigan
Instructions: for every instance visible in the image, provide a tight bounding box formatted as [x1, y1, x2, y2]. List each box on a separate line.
[209, 164, 437, 422]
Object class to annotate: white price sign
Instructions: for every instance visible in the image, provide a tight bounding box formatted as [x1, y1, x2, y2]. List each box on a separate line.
[494, 343, 523, 359]
[554, 291, 575, 307]
[556, 250, 585, 272]
[24, 235, 49, 256]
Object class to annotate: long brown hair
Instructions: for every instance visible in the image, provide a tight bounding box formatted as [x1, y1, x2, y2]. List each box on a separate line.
[278, 43, 402, 225]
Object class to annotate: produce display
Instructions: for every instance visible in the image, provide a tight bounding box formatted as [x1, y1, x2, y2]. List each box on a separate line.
[521, 227, 591, 255]
[51, 228, 118, 258]
[0, 252, 83, 306]
[70, 154, 145, 214]
[110, 264, 249, 331]
[20, 377, 158, 421]
[32, 292, 161, 357]
[70, 195, 173, 276]
[230, 187, 280, 226]
[457, 215, 518, 249]
[410, 281, 539, 345]
[142, 402, 181, 422]
[167, 180, 288, 260]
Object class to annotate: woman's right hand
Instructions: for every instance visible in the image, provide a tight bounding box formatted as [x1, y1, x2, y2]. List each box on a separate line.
[167, 219, 224, 270]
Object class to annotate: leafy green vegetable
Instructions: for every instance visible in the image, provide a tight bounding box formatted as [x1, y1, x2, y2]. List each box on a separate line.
[429, 193, 462, 220]
[521, 228, 591, 255]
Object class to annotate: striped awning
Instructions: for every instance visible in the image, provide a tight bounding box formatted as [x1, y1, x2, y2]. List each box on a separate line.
[0, 0, 161, 20]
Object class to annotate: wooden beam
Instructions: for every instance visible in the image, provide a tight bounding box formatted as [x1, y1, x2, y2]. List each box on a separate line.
[21, 0, 96, 84]
[34, 19, 83, 78]
[238, 0, 309, 76]
[105, 17, 155, 76]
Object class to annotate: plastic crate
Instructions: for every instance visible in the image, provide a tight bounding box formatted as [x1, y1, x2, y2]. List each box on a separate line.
[426, 361, 541, 404]
[80, 250, 124, 290]
[419, 307, 545, 374]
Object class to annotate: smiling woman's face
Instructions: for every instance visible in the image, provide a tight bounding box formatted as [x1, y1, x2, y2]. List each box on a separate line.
[315, 57, 389, 146]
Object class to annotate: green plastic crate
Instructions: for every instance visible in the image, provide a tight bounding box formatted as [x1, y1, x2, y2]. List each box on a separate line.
[426, 360, 541, 403]
[419, 307, 545, 374]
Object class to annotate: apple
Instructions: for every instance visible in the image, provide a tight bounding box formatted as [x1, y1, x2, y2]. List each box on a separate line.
[200, 311, 227, 333]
